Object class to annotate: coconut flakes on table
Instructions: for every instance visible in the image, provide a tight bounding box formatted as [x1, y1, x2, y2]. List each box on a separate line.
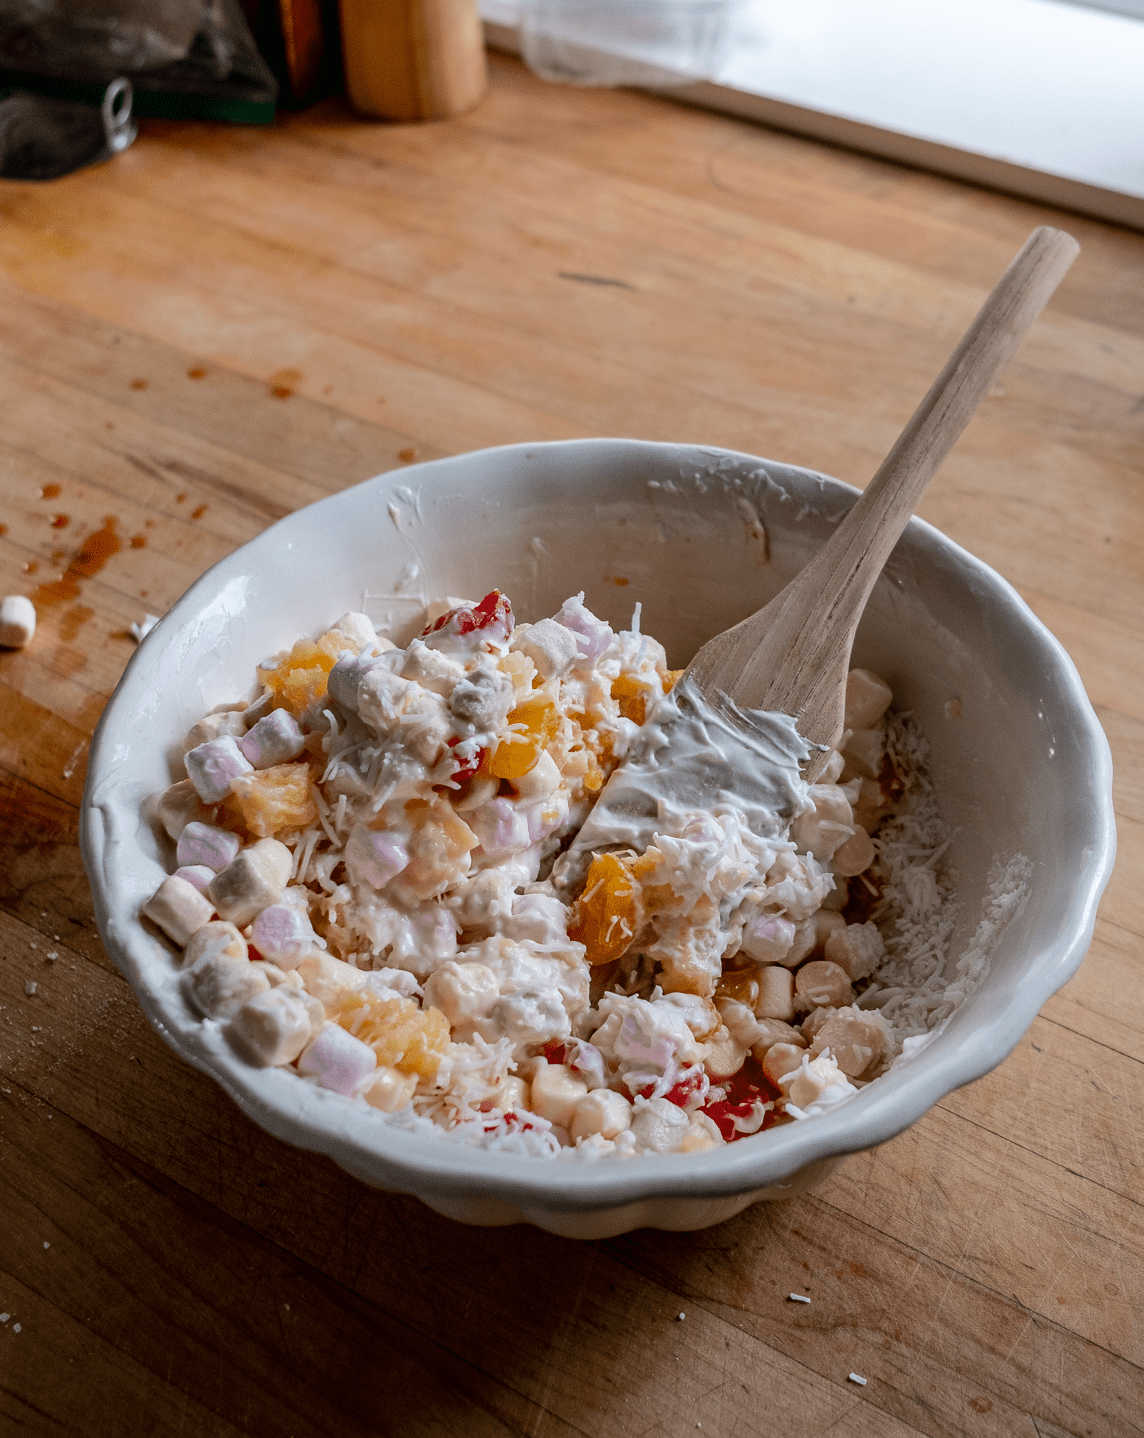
[141, 588, 1023, 1160]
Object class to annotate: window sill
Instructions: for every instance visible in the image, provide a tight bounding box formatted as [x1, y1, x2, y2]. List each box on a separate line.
[481, 0, 1144, 230]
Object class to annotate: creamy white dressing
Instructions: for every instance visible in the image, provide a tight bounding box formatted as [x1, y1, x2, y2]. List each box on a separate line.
[554, 674, 811, 892]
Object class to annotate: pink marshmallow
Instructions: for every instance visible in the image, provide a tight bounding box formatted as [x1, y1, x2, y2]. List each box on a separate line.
[297, 1023, 377, 1096]
[252, 904, 315, 966]
[238, 710, 306, 769]
[174, 864, 216, 894]
[177, 821, 242, 873]
[345, 825, 410, 889]
[524, 800, 566, 845]
[554, 595, 612, 664]
[468, 798, 532, 858]
[185, 735, 253, 803]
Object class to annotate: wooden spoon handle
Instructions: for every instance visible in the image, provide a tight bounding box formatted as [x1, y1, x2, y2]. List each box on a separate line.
[688, 225, 1080, 746]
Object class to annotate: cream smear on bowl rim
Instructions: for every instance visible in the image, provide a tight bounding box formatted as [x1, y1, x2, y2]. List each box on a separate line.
[81, 441, 1115, 1231]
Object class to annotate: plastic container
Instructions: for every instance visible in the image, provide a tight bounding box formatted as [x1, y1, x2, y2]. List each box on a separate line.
[520, 0, 740, 87]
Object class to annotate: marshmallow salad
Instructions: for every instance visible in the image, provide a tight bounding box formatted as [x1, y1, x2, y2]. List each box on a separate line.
[142, 588, 974, 1160]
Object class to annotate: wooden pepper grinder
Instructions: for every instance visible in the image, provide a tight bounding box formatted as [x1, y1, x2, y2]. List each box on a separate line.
[339, 0, 488, 121]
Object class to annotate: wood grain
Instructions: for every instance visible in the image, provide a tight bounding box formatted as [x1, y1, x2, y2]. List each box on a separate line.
[0, 51, 1140, 1437]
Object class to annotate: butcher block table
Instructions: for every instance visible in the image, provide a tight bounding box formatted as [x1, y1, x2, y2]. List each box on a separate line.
[1, 50, 1141, 1438]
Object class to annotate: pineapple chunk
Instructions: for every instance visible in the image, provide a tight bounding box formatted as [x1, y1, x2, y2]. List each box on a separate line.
[229, 762, 317, 838]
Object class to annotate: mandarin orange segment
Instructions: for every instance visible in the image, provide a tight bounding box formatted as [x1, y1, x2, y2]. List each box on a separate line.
[663, 669, 685, 693]
[332, 993, 449, 1078]
[569, 852, 640, 965]
[258, 630, 346, 714]
[610, 673, 656, 725]
[490, 697, 558, 779]
[228, 762, 317, 837]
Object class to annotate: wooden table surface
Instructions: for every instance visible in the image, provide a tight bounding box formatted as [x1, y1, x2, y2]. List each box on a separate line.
[1, 51, 1141, 1438]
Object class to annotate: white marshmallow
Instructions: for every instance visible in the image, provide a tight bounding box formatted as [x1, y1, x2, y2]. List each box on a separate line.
[422, 961, 499, 1028]
[208, 838, 292, 927]
[185, 952, 270, 1019]
[156, 780, 208, 841]
[466, 798, 532, 858]
[184, 920, 247, 968]
[228, 985, 322, 1066]
[554, 594, 612, 664]
[570, 1088, 632, 1141]
[844, 669, 894, 730]
[0, 595, 36, 649]
[176, 821, 242, 873]
[510, 749, 561, 802]
[182, 710, 246, 754]
[824, 921, 885, 980]
[238, 710, 306, 769]
[529, 1059, 588, 1128]
[297, 1022, 377, 1096]
[756, 965, 796, 1021]
[333, 611, 381, 652]
[185, 735, 253, 804]
[509, 617, 580, 680]
[142, 875, 214, 946]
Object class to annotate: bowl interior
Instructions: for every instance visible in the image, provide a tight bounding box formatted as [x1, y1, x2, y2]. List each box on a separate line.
[82, 439, 1115, 1209]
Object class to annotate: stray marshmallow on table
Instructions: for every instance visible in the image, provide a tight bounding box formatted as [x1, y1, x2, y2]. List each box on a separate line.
[0, 596, 36, 649]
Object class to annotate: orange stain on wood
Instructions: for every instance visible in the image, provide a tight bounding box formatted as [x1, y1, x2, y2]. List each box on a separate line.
[130, 378, 148, 390]
[34, 516, 122, 607]
[130, 534, 147, 549]
[59, 604, 94, 643]
[41, 483, 60, 499]
[191, 504, 208, 520]
[0, 522, 6, 537]
[398, 447, 417, 462]
[610, 575, 629, 586]
[187, 366, 207, 379]
[269, 367, 302, 399]
[176, 493, 187, 503]
[51, 513, 70, 529]
[23, 560, 38, 574]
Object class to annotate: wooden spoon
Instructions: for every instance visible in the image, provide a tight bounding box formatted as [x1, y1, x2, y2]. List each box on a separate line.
[685, 224, 1079, 774]
[555, 227, 1079, 889]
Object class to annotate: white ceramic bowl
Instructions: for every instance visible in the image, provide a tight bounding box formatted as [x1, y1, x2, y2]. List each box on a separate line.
[81, 440, 1116, 1239]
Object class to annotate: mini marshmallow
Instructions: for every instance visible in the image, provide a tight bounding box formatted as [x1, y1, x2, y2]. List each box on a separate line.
[739, 913, 797, 964]
[554, 594, 612, 664]
[756, 965, 796, 1021]
[142, 875, 214, 946]
[0, 595, 36, 649]
[332, 611, 382, 652]
[844, 668, 894, 730]
[184, 920, 247, 968]
[156, 780, 208, 840]
[228, 985, 321, 1067]
[174, 864, 215, 894]
[466, 798, 532, 858]
[208, 838, 292, 927]
[824, 920, 885, 981]
[570, 1088, 632, 1142]
[252, 904, 316, 968]
[529, 1060, 588, 1128]
[182, 709, 246, 754]
[795, 960, 854, 1010]
[185, 735, 253, 804]
[176, 821, 242, 874]
[345, 824, 409, 889]
[362, 1064, 418, 1112]
[297, 1022, 377, 1096]
[185, 952, 270, 1020]
[509, 617, 580, 680]
[238, 710, 306, 769]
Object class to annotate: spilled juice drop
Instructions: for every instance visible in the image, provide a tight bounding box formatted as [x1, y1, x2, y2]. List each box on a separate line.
[41, 483, 60, 499]
[34, 516, 122, 607]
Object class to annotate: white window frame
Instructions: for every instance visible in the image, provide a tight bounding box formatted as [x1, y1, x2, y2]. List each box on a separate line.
[482, 0, 1144, 230]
